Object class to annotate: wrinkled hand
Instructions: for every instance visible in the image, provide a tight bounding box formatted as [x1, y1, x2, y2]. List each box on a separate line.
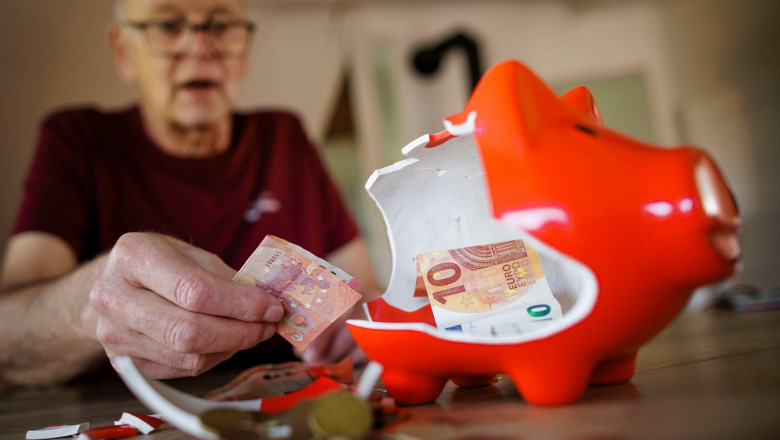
[90, 233, 284, 378]
[294, 302, 368, 366]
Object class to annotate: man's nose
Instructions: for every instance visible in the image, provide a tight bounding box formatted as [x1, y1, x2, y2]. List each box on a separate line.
[186, 27, 217, 58]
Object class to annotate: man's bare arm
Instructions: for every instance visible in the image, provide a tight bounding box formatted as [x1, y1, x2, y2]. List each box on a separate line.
[0, 232, 105, 386]
[327, 237, 383, 302]
[0, 232, 287, 387]
[297, 237, 385, 364]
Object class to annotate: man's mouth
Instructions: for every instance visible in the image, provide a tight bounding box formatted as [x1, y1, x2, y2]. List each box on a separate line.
[179, 80, 219, 90]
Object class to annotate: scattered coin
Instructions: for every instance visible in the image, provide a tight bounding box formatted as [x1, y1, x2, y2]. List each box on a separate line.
[201, 408, 274, 440]
[307, 391, 373, 440]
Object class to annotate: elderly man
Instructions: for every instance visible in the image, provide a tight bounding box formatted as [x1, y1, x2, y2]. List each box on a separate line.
[0, 0, 379, 386]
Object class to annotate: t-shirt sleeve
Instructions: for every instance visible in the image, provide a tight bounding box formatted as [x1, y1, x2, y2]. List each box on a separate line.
[11, 110, 92, 258]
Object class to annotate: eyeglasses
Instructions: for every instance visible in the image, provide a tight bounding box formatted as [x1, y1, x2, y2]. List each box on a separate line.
[124, 19, 255, 57]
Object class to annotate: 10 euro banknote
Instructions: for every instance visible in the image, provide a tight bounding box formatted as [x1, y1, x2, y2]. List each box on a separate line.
[234, 236, 362, 350]
[416, 239, 562, 336]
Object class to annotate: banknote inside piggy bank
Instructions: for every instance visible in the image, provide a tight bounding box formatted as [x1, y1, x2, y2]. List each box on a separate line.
[346, 60, 741, 406]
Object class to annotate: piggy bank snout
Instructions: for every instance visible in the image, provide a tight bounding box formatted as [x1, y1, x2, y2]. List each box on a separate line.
[693, 151, 741, 264]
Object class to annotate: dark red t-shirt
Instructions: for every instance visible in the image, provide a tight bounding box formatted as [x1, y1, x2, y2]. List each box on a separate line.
[12, 106, 359, 269]
[12, 106, 360, 367]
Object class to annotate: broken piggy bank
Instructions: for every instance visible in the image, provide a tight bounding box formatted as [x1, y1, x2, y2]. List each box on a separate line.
[346, 60, 741, 406]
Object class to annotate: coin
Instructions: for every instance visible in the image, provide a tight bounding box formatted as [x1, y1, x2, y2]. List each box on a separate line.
[200, 408, 269, 440]
[202, 408, 254, 432]
[307, 391, 373, 439]
[280, 399, 316, 440]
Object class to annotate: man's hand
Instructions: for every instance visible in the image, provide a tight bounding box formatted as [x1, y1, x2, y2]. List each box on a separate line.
[293, 237, 383, 366]
[90, 233, 285, 378]
[295, 303, 369, 366]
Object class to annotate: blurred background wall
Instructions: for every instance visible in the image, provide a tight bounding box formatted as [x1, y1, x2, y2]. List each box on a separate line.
[0, 0, 777, 291]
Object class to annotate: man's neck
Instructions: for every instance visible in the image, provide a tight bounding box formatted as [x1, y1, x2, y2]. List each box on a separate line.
[140, 107, 232, 159]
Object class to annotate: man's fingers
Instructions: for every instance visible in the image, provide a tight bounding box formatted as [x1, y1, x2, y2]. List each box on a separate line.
[109, 233, 283, 322]
[117, 356, 194, 380]
[159, 235, 238, 280]
[109, 353, 233, 379]
[101, 324, 233, 376]
[94, 286, 276, 354]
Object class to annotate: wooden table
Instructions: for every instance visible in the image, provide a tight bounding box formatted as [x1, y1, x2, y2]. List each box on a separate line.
[2, 309, 778, 439]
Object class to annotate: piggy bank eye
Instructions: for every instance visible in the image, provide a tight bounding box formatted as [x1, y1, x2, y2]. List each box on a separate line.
[575, 124, 599, 136]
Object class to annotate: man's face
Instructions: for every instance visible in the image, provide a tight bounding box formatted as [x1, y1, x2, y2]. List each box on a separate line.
[118, 0, 249, 129]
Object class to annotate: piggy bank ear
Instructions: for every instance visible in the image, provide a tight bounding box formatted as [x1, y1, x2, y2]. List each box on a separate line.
[561, 86, 604, 126]
[453, 61, 572, 144]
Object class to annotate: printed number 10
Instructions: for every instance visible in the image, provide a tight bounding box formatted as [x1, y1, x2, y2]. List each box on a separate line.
[426, 262, 466, 304]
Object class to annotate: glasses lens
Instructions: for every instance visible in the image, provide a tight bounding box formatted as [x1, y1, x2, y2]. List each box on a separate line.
[209, 22, 252, 55]
[145, 20, 189, 53]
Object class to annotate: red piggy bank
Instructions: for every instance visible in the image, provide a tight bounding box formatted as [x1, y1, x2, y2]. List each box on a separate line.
[346, 60, 741, 406]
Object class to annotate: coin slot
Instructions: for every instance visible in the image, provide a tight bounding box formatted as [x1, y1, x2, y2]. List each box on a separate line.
[575, 124, 599, 136]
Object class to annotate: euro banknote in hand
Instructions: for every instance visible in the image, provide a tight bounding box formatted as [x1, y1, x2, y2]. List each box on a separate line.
[234, 236, 362, 350]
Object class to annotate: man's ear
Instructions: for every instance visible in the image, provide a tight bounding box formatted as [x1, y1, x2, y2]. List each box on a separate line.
[108, 24, 137, 84]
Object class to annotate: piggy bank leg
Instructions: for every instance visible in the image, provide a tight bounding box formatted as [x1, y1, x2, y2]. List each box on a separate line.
[450, 375, 497, 388]
[381, 369, 448, 405]
[590, 353, 637, 385]
[510, 361, 592, 406]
